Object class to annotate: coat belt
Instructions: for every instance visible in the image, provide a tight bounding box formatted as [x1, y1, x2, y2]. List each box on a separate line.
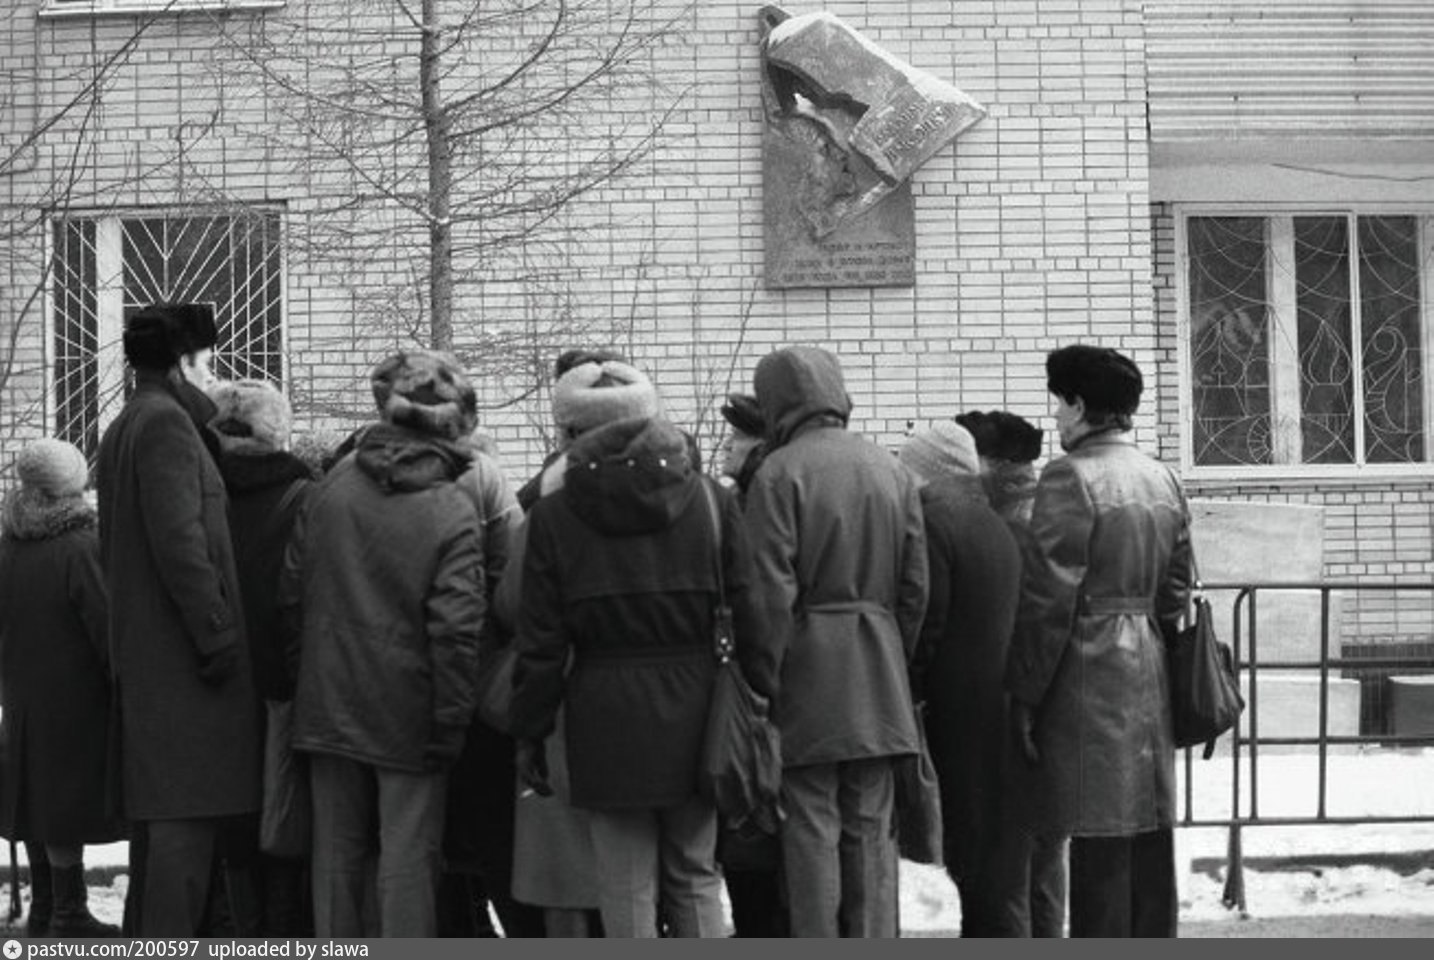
[1080, 596, 1154, 615]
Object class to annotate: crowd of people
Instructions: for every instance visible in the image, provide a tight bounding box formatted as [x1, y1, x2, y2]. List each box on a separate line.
[0, 300, 1194, 938]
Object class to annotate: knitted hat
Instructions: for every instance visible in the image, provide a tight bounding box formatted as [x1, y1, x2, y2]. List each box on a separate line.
[720, 393, 765, 438]
[954, 410, 1044, 464]
[898, 420, 980, 485]
[15, 438, 89, 499]
[552, 360, 660, 437]
[123, 303, 218, 371]
[207, 379, 293, 454]
[1046, 344, 1143, 417]
[370, 349, 477, 441]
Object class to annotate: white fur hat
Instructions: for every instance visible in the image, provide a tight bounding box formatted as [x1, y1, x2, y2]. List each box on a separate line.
[899, 420, 980, 486]
[208, 379, 293, 454]
[15, 438, 89, 499]
[551, 360, 660, 437]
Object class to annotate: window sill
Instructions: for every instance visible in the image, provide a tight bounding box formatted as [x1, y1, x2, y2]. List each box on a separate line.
[40, 0, 284, 19]
[1182, 464, 1434, 488]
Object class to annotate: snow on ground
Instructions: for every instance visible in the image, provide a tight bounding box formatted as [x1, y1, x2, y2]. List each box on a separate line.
[6, 747, 1431, 934]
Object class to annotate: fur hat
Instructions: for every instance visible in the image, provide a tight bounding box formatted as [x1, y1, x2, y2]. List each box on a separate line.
[552, 360, 660, 437]
[123, 303, 218, 371]
[1046, 344, 1143, 417]
[554, 348, 625, 380]
[15, 438, 89, 499]
[208, 379, 293, 454]
[370, 350, 478, 441]
[954, 410, 1043, 464]
[720, 393, 765, 438]
[898, 421, 980, 485]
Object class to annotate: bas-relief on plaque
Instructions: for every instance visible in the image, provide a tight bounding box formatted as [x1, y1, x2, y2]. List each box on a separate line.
[759, 5, 987, 290]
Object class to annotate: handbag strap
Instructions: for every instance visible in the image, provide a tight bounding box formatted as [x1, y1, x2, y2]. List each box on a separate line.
[697, 480, 732, 663]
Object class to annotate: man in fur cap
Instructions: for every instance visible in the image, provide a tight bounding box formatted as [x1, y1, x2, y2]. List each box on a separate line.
[96, 303, 263, 936]
[1006, 344, 1193, 937]
[279, 349, 485, 937]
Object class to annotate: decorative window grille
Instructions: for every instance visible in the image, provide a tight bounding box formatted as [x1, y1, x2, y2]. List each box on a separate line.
[1182, 212, 1433, 473]
[50, 209, 284, 457]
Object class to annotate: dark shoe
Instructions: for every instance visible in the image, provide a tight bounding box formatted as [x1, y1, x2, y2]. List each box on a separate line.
[49, 865, 119, 938]
[23, 844, 51, 937]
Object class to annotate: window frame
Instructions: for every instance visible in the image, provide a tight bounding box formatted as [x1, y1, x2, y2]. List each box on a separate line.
[43, 206, 289, 450]
[1175, 202, 1434, 481]
[39, 0, 284, 19]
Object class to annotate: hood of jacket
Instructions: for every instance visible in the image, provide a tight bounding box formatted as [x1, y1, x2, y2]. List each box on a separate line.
[754, 346, 853, 450]
[561, 416, 698, 536]
[353, 422, 473, 494]
[1, 488, 96, 541]
[216, 449, 315, 496]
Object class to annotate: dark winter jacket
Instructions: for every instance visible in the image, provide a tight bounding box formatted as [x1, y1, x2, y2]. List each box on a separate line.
[1006, 429, 1193, 836]
[910, 474, 1022, 883]
[216, 450, 314, 701]
[281, 423, 484, 774]
[0, 493, 121, 844]
[743, 347, 928, 766]
[96, 370, 262, 820]
[508, 416, 767, 811]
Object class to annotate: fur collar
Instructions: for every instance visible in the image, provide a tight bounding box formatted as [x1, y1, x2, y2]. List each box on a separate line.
[1, 489, 97, 541]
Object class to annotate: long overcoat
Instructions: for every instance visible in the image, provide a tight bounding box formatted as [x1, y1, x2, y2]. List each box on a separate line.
[0, 496, 121, 843]
[743, 347, 928, 767]
[1006, 430, 1193, 837]
[913, 474, 1022, 882]
[95, 371, 262, 820]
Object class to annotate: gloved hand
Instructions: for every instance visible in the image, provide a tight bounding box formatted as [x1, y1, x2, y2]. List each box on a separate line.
[197, 644, 239, 686]
[516, 738, 552, 798]
[423, 723, 469, 771]
[1011, 699, 1040, 765]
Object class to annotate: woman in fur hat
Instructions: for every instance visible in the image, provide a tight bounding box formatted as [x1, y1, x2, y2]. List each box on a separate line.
[0, 439, 122, 937]
[206, 379, 315, 937]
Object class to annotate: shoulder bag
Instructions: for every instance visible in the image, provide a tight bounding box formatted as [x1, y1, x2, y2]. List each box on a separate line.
[1168, 558, 1245, 759]
[696, 480, 783, 835]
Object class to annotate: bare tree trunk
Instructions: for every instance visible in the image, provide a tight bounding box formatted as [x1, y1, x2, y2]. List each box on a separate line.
[420, 0, 454, 350]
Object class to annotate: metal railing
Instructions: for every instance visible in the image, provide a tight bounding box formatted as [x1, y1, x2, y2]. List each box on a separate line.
[1176, 581, 1434, 912]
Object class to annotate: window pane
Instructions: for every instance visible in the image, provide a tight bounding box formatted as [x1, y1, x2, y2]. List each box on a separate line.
[52, 219, 99, 457]
[1295, 216, 1355, 464]
[1358, 216, 1424, 464]
[1188, 216, 1271, 465]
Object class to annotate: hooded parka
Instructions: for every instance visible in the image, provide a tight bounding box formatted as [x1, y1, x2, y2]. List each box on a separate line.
[508, 416, 767, 811]
[95, 370, 263, 820]
[742, 347, 928, 767]
[282, 423, 484, 773]
[1006, 430, 1193, 837]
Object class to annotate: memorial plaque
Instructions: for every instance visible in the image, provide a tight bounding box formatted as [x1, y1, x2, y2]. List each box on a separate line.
[757, 5, 986, 289]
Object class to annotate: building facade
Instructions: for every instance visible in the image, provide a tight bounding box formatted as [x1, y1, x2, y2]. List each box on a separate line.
[2, 1, 1431, 716]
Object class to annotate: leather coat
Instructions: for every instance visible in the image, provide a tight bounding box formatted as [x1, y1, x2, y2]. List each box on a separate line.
[1006, 430, 1193, 837]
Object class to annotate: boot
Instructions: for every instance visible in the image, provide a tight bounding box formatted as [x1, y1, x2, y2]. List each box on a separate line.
[23, 843, 51, 938]
[49, 864, 119, 938]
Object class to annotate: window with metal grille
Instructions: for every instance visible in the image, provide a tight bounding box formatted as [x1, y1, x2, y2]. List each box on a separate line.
[50, 209, 284, 457]
[1179, 210, 1434, 476]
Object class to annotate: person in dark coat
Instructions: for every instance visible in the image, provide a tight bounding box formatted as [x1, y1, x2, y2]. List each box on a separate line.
[279, 349, 484, 938]
[207, 378, 316, 937]
[898, 421, 1024, 936]
[509, 360, 770, 938]
[95, 303, 264, 937]
[955, 408, 1068, 938]
[742, 346, 928, 939]
[1006, 345, 1194, 938]
[712, 391, 786, 938]
[0, 439, 122, 937]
